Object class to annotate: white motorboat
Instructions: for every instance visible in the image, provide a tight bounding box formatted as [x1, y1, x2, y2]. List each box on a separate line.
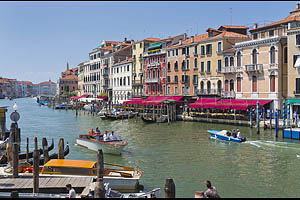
[76, 134, 128, 155]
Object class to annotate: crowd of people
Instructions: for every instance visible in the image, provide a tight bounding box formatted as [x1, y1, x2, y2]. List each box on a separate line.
[88, 127, 121, 141]
[226, 129, 242, 138]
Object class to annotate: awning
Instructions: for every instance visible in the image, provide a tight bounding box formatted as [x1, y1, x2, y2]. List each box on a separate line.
[79, 95, 89, 99]
[97, 96, 108, 100]
[143, 96, 184, 106]
[148, 43, 162, 51]
[295, 57, 300, 68]
[70, 96, 80, 99]
[286, 98, 300, 105]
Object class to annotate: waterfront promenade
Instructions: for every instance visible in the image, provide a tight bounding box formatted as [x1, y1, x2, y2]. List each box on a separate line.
[2, 98, 300, 197]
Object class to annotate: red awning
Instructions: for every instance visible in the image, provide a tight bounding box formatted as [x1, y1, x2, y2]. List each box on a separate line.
[143, 96, 184, 106]
[79, 94, 89, 99]
[70, 96, 80, 99]
[97, 96, 108, 100]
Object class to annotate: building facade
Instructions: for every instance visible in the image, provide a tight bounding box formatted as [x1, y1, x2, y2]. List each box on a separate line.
[58, 63, 79, 95]
[112, 57, 133, 104]
[39, 81, 57, 97]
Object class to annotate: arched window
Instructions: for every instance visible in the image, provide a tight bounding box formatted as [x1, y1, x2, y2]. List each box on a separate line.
[270, 46, 275, 64]
[225, 80, 229, 91]
[284, 47, 287, 64]
[207, 81, 211, 94]
[252, 76, 257, 92]
[230, 57, 234, 66]
[200, 81, 204, 92]
[237, 77, 241, 92]
[217, 80, 222, 93]
[270, 74, 275, 92]
[194, 58, 198, 69]
[152, 69, 155, 78]
[225, 57, 229, 67]
[230, 79, 234, 91]
[252, 49, 258, 64]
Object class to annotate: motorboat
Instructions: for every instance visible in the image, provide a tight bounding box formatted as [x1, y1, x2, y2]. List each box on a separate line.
[40, 159, 143, 192]
[55, 104, 67, 109]
[207, 130, 246, 143]
[76, 134, 128, 155]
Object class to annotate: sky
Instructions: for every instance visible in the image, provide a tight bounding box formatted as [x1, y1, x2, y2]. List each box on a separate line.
[0, 1, 296, 84]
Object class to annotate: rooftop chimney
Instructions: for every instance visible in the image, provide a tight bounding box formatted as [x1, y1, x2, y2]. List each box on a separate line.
[191, 36, 194, 43]
[253, 23, 258, 29]
[297, 3, 300, 9]
[183, 33, 187, 40]
[124, 37, 127, 42]
[179, 39, 182, 45]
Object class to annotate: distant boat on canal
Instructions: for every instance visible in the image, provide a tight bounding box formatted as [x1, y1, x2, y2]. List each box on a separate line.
[208, 130, 246, 143]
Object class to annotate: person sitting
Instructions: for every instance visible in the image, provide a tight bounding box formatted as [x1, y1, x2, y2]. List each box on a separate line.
[95, 127, 100, 134]
[88, 129, 95, 136]
[226, 131, 231, 137]
[204, 180, 220, 198]
[232, 129, 237, 138]
[110, 131, 118, 141]
[103, 131, 109, 141]
[237, 129, 242, 138]
[66, 184, 76, 198]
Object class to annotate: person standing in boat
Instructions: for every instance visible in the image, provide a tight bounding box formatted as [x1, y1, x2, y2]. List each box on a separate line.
[204, 180, 220, 198]
[110, 131, 118, 141]
[88, 129, 95, 136]
[237, 129, 242, 138]
[232, 129, 237, 138]
[103, 131, 109, 141]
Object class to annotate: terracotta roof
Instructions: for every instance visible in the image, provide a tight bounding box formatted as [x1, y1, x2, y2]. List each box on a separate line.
[100, 46, 113, 51]
[61, 75, 78, 80]
[206, 28, 222, 33]
[0, 79, 9, 84]
[22, 81, 32, 85]
[40, 81, 56, 85]
[144, 38, 161, 42]
[168, 31, 249, 49]
[105, 41, 119, 45]
[32, 84, 40, 86]
[223, 47, 235, 52]
[250, 15, 300, 32]
[113, 57, 133, 65]
[160, 34, 184, 41]
[218, 25, 249, 30]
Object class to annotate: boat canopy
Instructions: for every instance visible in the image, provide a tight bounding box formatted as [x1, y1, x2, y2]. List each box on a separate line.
[44, 159, 96, 169]
[123, 96, 183, 106]
[189, 98, 272, 111]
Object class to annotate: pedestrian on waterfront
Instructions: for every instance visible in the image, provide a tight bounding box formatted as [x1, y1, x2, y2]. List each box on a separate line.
[204, 180, 220, 198]
[66, 184, 76, 198]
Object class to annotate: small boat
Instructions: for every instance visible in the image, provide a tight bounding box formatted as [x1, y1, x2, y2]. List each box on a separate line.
[76, 134, 128, 155]
[55, 104, 67, 109]
[40, 159, 143, 192]
[208, 130, 246, 143]
[98, 109, 109, 120]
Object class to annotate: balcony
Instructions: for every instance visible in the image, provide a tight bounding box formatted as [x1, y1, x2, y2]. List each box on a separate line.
[220, 66, 237, 73]
[145, 78, 160, 83]
[182, 67, 189, 71]
[245, 64, 263, 72]
[221, 90, 236, 98]
[196, 89, 221, 96]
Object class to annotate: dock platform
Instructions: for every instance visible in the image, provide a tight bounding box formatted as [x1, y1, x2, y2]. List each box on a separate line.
[0, 175, 94, 193]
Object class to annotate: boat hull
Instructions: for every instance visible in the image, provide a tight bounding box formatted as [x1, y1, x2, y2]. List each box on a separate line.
[103, 176, 140, 192]
[76, 138, 126, 155]
[208, 130, 245, 143]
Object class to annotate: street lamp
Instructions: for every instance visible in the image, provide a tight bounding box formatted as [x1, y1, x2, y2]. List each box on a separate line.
[10, 102, 20, 125]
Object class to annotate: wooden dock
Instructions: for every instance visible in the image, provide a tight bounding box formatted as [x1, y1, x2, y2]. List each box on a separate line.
[0, 175, 94, 193]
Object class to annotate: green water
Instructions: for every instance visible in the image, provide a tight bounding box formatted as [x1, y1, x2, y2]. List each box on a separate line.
[1, 98, 300, 197]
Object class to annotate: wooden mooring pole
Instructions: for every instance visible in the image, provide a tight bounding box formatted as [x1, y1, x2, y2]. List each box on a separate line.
[26, 137, 29, 162]
[94, 149, 105, 198]
[164, 178, 175, 198]
[42, 137, 49, 164]
[58, 138, 64, 159]
[33, 136, 40, 194]
[12, 143, 19, 178]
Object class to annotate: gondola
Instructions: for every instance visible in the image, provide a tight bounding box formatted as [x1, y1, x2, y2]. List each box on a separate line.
[0, 139, 54, 164]
[27, 143, 70, 165]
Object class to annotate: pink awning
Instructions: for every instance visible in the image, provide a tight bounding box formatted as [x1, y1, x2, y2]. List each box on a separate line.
[79, 94, 89, 99]
[70, 96, 80, 99]
[143, 96, 184, 106]
[97, 96, 108, 100]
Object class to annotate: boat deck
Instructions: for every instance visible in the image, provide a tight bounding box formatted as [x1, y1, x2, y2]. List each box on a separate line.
[0, 175, 93, 193]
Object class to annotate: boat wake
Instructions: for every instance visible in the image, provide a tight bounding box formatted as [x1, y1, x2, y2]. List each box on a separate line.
[245, 140, 300, 152]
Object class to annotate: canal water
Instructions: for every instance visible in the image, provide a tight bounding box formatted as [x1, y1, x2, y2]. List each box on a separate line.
[1, 98, 300, 197]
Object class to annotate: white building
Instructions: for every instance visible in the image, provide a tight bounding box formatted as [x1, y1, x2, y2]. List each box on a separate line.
[112, 57, 133, 104]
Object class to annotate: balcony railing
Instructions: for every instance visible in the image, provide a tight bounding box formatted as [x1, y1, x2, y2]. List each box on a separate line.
[220, 66, 237, 73]
[145, 78, 160, 83]
[221, 90, 236, 98]
[196, 89, 221, 96]
[132, 80, 143, 86]
[245, 64, 263, 72]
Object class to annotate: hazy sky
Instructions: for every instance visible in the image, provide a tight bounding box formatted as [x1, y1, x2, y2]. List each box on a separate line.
[0, 1, 296, 83]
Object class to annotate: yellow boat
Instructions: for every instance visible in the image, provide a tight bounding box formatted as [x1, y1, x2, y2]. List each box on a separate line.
[41, 159, 143, 192]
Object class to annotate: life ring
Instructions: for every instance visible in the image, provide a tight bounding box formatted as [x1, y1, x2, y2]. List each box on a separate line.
[23, 167, 33, 173]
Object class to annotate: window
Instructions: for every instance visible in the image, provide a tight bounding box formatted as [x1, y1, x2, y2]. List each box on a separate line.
[284, 47, 287, 64]
[230, 79, 234, 91]
[207, 61, 211, 73]
[186, 60, 189, 69]
[186, 47, 189, 56]
[296, 78, 300, 93]
[167, 62, 171, 71]
[182, 75, 185, 83]
[237, 77, 241, 92]
[252, 49, 258, 64]
[148, 86, 150, 94]
[163, 55, 166, 63]
[297, 34, 300, 46]
[167, 76, 170, 83]
[270, 75, 275, 92]
[172, 50, 175, 56]
[261, 32, 265, 38]
[163, 85, 166, 95]
[133, 44, 136, 50]
[270, 46, 275, 64]
[194, 45, 198, 54]
[194, 58, 198, 69]
[157, 69, 160, 78]
[168, 86, 170, 94]
[237, 52, 242, 67]
[152, 70, 155, 78]
[182, 48, 186, 55]
[217, 42, 222, 53]
[230, 57, 234, 66]
[168, 51, 170, 57]
[193, 75, 198, 84]
[252, 76, 257, 92]
[225, 57, 229, 67]
[206, 44, 212, 55]
[186, 87, 189, 94]
[207, 81, 211, 93]
[182, 86, 185, 94]
[269, 30, 274, 37]
[174, 61, 178, 71]
[124, 77, 126, 86]
[163, 68, 166, 77]
[152, 57, 155, 64]
[218, 60, 222, 72]
[182, 60, 186, 70]
[253, 33, 258, 39]
[176, 49, 178, 56]
[174, 75, 178, 83]
[140, 43, 142, 48]
[225, 80, 229, 91]
[201, 62, 204, 73]
[157, 56, 160, 63]
[201, 45, 205, 55]
[175, 87, 178, 94]
[127, 65, 130, 71]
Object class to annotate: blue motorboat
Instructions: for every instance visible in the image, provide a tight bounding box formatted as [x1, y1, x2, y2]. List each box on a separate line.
[55, 104, 67, 109]
[208, 130, 246, 143]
